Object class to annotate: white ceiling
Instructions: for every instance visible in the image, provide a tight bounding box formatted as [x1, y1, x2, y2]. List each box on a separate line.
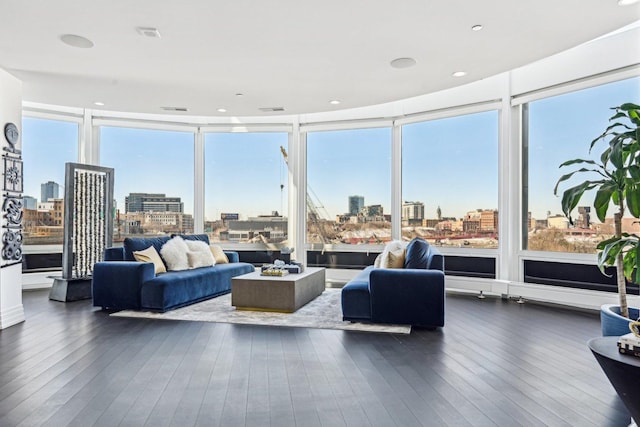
[1, 0, 638, 117]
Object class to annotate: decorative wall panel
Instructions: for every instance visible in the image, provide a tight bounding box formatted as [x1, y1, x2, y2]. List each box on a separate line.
[1, 122, 22, 266]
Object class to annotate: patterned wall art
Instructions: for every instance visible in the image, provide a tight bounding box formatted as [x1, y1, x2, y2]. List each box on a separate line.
[2, 122, 22, 265]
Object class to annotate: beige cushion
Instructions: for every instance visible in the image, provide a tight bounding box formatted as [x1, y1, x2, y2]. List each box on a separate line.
[378, 240, 408, 268]
[185, 240, 215, 268]
[209, 244, 229, 264]
[382, 247, 405, 268]
[133, 245, 167, 274]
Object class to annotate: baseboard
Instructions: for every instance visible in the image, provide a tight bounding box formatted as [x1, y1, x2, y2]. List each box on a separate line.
[507, 281, 638, 311]
[0, 304, 25, 329]
[22, 271, 55, 290]
[446, 276, 638, 312]
[445, 276, 509, 296]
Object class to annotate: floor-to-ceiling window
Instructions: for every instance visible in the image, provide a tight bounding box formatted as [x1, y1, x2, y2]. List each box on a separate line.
[402, 110, 499, 249]
[523, 77, 640, 253]
[204, 132, 289, 245]
[100, 126, 194, 241]
[21, 117, 79, 248]
[306, 127, 392, 248]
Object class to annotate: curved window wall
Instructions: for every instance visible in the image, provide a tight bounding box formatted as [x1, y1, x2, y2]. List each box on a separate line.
[402, 110, 499, 249]
[18, 24, 640, 301]
[99, 126, 195, 241]
[203, 132, 289, 245]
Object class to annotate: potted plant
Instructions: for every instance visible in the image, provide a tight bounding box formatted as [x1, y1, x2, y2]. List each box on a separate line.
[554, 103, 640, 335]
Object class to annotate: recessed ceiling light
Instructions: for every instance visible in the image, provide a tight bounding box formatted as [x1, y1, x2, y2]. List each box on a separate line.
[471, 24, 483, 31]
[618, 0, 639, 5]
[390, 57, 417, 69]
[59, 34, 94, 48]
[235, 93, 244, 97]
[217, 108, 227, 113]
[330, 100, 341, 105]
[94, 101, 105, 106]
[452, 71, 467, 77]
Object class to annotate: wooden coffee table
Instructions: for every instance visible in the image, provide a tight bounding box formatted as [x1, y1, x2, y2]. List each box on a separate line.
[231, 267, 326, 312]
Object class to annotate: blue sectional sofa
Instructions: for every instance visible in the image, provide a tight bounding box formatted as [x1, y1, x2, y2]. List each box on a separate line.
[92, 234, 254, 312]
[341, 238, 445, 327]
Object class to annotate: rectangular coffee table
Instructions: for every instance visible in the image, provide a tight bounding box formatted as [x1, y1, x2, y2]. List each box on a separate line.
[231, 267, 326, 312]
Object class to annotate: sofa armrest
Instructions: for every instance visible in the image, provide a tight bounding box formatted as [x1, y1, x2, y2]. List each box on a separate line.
[224, 251, 239, 263]
[104, 247, 125, 261]
[92, 261, 155, 310]
[369, 268, 445, 326]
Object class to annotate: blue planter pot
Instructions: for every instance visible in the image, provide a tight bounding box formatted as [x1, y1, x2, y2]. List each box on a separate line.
[601, 304, 640, 336]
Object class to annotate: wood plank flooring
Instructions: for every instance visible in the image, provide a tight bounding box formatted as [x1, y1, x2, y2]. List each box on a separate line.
[0, 290, 632, 426]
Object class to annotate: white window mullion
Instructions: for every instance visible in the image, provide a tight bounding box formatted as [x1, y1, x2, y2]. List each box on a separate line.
[294, 127, 307, 266]
[194, 129, 205, 234]
[497, 73, 521, 283]
[391, 124, 402, 241]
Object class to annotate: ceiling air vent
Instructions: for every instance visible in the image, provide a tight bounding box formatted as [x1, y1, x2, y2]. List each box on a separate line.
[259, 107, 285, 112]
[161, 106, 188, 112]
[137, 27, 161, 38]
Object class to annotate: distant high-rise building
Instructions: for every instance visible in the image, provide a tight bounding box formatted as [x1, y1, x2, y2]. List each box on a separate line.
[577, 206, 591, 228]
[348, 195, 364, 215]
[125, 193, 183, 213]
[41, 181, 59, 202]
[402, 201, 424, 221]
[479, 209, 498, 231]
[23, 195, 37, 210]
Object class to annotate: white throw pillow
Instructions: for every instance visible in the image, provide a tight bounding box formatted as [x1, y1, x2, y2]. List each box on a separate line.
[160, 236, 190, 271]
[378, 240, 408, 269]
[185, 240, 215, 268]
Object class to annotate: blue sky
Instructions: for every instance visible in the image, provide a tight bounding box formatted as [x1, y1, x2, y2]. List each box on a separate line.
[21, 76, 639, 222]
[402, 111, 498, 220]
[528, 77, 640, 219]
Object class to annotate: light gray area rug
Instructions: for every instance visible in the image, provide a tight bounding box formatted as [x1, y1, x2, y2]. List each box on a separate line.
[111, 288, 411, 334]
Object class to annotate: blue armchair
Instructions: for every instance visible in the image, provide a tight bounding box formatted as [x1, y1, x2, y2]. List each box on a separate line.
[341, 238, 445, 327]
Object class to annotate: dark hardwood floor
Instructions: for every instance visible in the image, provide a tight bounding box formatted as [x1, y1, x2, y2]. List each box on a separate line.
[0, 289, 632, 426]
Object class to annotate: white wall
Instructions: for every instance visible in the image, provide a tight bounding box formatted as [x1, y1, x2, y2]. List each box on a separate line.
[0, 67, 24, 329]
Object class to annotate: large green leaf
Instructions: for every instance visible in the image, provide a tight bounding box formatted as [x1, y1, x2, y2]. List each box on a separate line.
[626, 181, 640, 218]
[624, 246, 638, 284]
[619, 103, 640, 111]
[600, 147, 612, 166]
[561, 181, 597, 218]
[594, 181, 617, 222]
[558, 158, 598, 168]
[597, 237, 624, 273]
[609, 135, 625, 169]
[599, 234, 640, 284]
[553, 167, 603, 196]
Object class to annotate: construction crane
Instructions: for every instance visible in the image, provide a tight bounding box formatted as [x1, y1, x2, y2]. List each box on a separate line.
[280, 146, 332, 245]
